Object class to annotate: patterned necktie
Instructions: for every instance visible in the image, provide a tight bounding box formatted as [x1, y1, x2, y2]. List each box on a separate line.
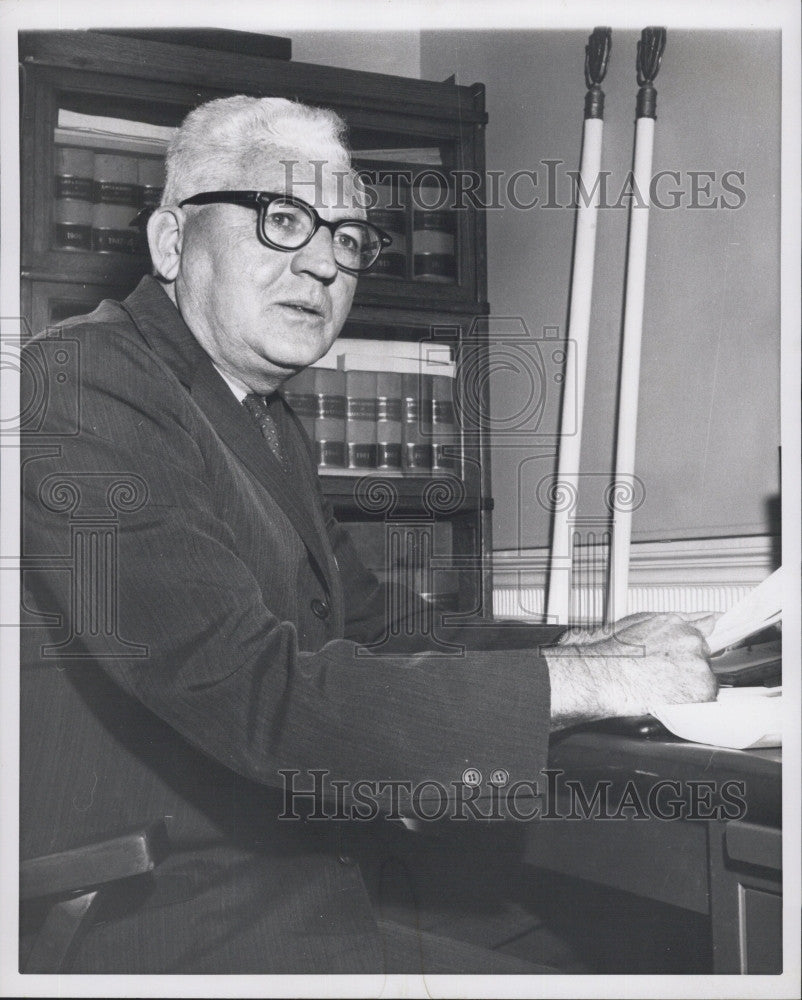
[242, 393, 286, 465]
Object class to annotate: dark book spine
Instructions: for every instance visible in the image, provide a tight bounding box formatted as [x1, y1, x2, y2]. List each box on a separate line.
[402, 371, 432, 474]
[54, 146, 94, 250]
[376, 371, 403, 471]
[345, 370, 378, 469]
[138, 157, 165, 209]
[366, 182, 407, 279]
[91, 153, 140, 254]
[136, 156, 165, 253]
[430, 372, 457, 472]
[282, 368, 317, 440]
[412, 184, 456, 282]
[313, 368, 346, 469]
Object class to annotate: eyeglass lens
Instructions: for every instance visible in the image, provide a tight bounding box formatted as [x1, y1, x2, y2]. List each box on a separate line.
[261, 199, 381, 271]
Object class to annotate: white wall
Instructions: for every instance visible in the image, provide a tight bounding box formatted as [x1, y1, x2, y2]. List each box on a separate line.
[284, 27, 782, 553]
[420, 29, 781, 550]
[291, 30, 420, 78]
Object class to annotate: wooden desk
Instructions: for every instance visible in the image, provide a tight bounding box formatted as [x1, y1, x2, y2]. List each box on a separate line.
[523, 727, 782, 973]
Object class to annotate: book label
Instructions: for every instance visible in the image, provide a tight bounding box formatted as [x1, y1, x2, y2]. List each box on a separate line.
[413, 210, 454, 233]
[92, 227, 139, 254]
[95, 181, 140, 206]
[318, 395, 346, 420]
[55, 222, 92, 250]
[369, 208, 405, 232]
[369, 253, 406, 278]
[377, 443, 403, 469]
[347, 443, 378, 469]
[431, 446, 456, 471]
[55, 175, 94, 201]
[404, 443, 432, 470]
[414, 252, 457, 280]
[284, 392, 317, 419]
[141, 185, 164, 209]
[346, 398, 378, 421]
[377, 398, 402, 422]
[403, 396, 420, 422]
[316, 441, 346, 467]
[432, 399, 456, 424]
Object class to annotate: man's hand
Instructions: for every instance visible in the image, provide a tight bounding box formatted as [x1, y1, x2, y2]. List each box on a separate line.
[545, 612, 718, 731]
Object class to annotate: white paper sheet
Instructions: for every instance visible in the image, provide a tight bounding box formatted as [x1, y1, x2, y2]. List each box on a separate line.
[652, 689, 782, 749]
[706, 566, 784, 654]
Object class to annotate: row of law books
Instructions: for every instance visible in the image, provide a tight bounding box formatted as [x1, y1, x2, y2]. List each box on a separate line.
[54, 111, 173, 253]
[52, 110, 459, 280]
[359, 173, 457, 283]
[282, 339, 458, 476]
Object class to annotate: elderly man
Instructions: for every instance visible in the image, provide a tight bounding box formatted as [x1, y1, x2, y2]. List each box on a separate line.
[20, 95, 716, 975]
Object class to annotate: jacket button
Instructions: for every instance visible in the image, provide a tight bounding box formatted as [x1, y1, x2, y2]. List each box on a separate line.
[311, 598, 330, 620]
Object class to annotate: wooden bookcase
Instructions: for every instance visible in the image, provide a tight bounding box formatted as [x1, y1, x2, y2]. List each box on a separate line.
[19, 29, 493, 618]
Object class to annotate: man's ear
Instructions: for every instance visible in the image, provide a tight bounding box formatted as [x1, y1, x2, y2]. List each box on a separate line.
[147, 207, 185, 282]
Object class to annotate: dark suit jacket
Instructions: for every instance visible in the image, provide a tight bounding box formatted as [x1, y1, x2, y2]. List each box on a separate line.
[20, 277, 563, 972]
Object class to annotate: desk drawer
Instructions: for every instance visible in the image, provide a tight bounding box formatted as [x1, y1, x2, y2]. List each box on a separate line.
[710, 821, 783, 973]
[523, 816, 709, 914]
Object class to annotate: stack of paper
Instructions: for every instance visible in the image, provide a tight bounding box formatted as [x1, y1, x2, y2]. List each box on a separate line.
[652, 688, 781, 750]
[706, 566, 784, 654]
[56, 110, 175, 156]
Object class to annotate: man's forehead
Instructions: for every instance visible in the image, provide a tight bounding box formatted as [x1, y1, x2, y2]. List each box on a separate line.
[239, 158, 366, 215]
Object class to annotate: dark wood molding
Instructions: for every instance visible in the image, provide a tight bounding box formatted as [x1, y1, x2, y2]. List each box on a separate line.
[19, 30, 488, 124]
[91, 27, 292, 62]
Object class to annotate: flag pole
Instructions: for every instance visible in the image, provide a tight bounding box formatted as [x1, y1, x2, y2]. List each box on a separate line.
[546, 27, 612, 625]
[607, 27, 667, 624]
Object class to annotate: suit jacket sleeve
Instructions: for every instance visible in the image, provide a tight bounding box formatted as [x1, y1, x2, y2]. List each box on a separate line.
[23, 320, 558, 807]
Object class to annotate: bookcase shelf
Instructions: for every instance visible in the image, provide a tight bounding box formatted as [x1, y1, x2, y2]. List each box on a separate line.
[19, 28, 493, 615]
[322, 476, 487, 518]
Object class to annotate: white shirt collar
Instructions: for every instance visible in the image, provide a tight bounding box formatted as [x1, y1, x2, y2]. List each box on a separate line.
[213, 364, 250, 403]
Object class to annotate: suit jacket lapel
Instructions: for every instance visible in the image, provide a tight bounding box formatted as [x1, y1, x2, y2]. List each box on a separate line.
[190, 365, 336, 579]
[120, 278, 336, 592]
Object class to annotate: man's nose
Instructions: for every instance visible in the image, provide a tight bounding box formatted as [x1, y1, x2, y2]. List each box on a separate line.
[290, 226, 339, 282]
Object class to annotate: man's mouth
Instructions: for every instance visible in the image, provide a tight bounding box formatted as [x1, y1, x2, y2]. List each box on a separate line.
[280, 301, 325, 318]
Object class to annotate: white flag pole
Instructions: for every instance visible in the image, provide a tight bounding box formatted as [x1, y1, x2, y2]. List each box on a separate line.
[607, 28, 667, 624]
[546, 28, 611, 625]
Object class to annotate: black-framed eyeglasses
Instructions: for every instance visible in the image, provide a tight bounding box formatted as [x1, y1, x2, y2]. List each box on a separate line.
[178, 190, 392, 274]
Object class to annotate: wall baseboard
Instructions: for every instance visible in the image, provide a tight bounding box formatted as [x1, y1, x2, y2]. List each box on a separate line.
[492, 535, 777, 621]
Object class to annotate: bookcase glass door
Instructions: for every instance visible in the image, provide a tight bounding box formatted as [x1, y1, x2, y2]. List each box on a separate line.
[52, 123, 464, 284]
[351, 131, 459, 286]
[54, 109, 169, 257]
[22, 59, 479, 310]
[20, 31, 492, 616]
[22, 73, 189, 284]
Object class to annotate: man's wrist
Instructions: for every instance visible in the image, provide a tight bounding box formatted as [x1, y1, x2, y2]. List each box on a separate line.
[545, 646, 619, 729]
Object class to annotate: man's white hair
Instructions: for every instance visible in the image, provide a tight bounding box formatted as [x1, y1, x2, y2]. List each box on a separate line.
[161, 95, 355, 207]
